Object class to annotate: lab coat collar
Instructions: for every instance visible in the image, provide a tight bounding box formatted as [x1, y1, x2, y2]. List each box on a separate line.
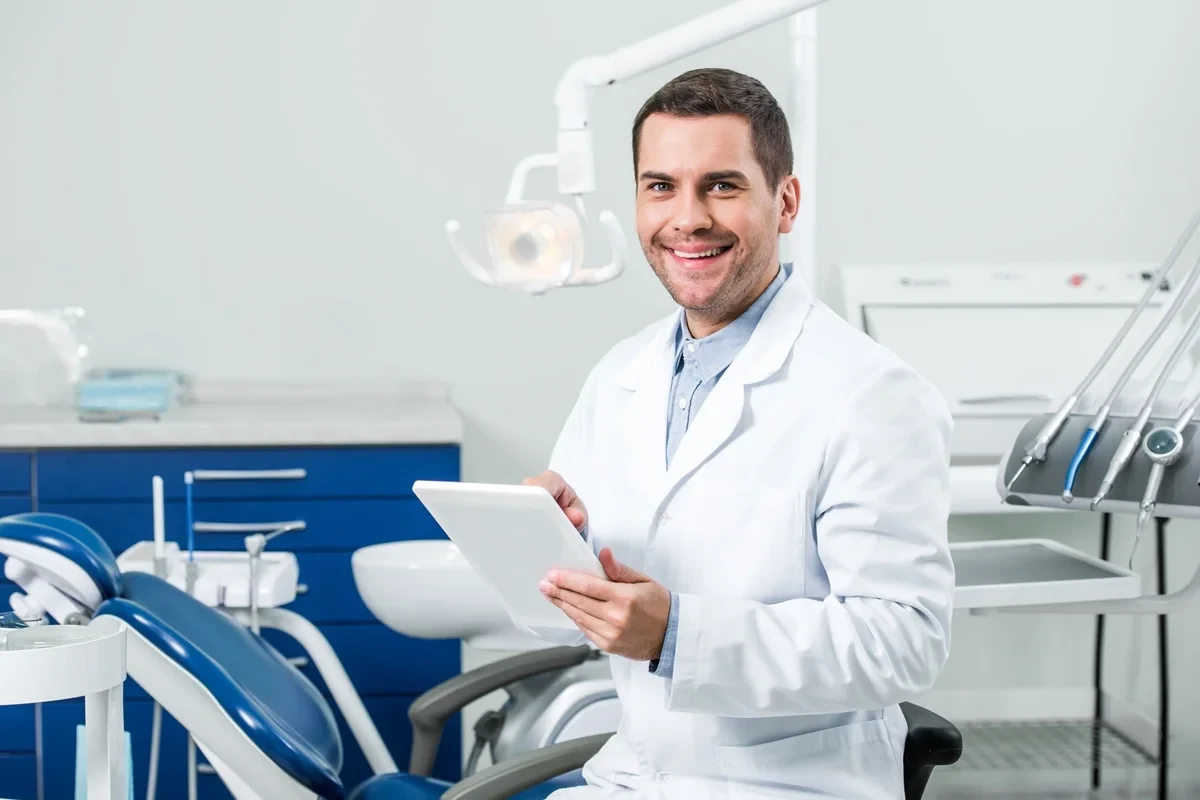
[616, 264, 814, 392]
[613, 265, 815, 502]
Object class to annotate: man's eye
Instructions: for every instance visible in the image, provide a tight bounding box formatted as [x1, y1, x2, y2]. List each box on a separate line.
[711, 182, 734, 192]
[649, 182, 671, 192]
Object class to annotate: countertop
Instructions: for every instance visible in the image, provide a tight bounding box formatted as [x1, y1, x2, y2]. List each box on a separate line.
[0, 380, 464, 448]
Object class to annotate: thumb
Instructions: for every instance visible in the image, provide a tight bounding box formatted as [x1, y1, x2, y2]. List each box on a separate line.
[598, 548, 648, 583]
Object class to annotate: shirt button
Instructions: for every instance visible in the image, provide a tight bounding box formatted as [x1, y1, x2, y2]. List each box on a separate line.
[686, 342, 696, 352]
[678, 398, 688, 409]
[656, 772, 669, 783]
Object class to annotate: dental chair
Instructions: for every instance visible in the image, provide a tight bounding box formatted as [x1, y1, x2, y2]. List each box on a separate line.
[0, 512, 964, 799]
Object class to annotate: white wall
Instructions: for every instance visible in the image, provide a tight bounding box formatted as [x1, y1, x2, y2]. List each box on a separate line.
[2, 0, 1199, 787]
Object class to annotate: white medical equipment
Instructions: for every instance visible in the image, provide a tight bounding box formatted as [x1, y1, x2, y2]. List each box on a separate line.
[445, 0, 835, 294]
[0, 615, 129, 800]
[411, 480, 605, 633]
[838, 261, 1192, 608]
[1004, 211, 1200, 500]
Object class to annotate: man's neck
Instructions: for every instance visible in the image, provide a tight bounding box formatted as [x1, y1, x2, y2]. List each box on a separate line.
[684, 262, 780, 339]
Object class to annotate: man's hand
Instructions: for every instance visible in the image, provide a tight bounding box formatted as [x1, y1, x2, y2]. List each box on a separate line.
[522, 470, 587, 531]
[540, 548, 671, 661]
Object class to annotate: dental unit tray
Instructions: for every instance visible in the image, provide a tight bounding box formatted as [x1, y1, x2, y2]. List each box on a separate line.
[949, 539, 1140, 610]
[1001, 412, 1200, 516]
[116, 541, 299, 609]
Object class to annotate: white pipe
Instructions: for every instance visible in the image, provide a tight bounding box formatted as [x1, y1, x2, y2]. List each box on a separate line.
[231, 607, 399, 776]
[790, 9, 819, 292]
[553, 0, 833, 195]
[151, 477, 165, 569]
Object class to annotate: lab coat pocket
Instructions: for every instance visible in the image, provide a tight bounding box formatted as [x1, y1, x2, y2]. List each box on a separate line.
[714, 719, 899, 799]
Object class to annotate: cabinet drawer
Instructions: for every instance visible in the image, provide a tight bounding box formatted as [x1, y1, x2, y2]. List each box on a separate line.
[262, 623, 459, 696]
[39, 497, 445, 555]
[0, 452, 31, 495]
[0, 704, 33, 752]
[0, 496, 32, 518]
[0, 753, 35, 800]
[37, 445, 460, 501]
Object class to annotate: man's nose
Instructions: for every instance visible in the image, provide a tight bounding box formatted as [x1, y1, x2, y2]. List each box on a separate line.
[671, 193, 712, 233]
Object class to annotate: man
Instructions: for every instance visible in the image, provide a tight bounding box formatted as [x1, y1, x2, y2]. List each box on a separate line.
[524, 67, 955, 799]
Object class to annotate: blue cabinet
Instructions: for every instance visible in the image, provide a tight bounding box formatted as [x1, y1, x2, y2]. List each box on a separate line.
[0, 442, 463, 799]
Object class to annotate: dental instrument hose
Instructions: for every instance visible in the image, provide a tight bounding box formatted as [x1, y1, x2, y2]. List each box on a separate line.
[1129, 387, 1200, 567]
[1006, 208, 1200, 496]
[1061, 240, 1200, 502]
[1091, 268, 1200, 509]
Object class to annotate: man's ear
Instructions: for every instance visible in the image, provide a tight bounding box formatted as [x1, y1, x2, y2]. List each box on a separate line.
[777, 175, 801, 235]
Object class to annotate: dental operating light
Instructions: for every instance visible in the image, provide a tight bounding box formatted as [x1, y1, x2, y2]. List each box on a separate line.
[445, 0, 832, 293]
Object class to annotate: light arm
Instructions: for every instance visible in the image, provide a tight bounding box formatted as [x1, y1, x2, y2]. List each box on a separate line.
[553, 0, 831, 196]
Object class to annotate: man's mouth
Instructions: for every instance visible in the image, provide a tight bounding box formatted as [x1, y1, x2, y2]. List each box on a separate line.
[665, 244, 733, 269]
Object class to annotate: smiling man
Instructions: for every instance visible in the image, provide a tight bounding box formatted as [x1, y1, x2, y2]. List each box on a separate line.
[523, 68, 956, 799]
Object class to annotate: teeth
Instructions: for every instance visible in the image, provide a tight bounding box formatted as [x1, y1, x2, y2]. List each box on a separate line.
[672, 247, 727, 259]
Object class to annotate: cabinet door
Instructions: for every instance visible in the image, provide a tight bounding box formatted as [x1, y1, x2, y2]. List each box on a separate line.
[41, 698, 193, 800]
[0, 753, 36, 800]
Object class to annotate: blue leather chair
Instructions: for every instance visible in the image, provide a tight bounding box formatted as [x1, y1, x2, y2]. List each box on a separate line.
[0, 513, 962, 799]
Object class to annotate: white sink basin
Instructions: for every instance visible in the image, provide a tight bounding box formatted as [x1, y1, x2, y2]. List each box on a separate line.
[351, 539, 544, 650]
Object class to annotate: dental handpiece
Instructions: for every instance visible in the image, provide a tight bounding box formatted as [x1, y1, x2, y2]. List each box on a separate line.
[1006, 208, 1200, 498]
[1061, 239, 1200, 502]
[1129, 398, 1199, 567]
[1091, 282, 1200, 509]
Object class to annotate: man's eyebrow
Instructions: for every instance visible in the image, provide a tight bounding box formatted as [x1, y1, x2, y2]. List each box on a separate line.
[702, 170, 749, 183]
[637, 170, 750, 183]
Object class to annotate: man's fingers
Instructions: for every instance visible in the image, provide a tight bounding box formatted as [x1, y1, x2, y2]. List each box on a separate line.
[564, 506, 586, 529]
[547, 569, 617, 600]
[546, 596, 614, 645]
[541, 581, 616, 625]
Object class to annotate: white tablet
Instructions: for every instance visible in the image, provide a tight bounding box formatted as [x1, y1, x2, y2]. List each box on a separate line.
[411, 480, 605, 632]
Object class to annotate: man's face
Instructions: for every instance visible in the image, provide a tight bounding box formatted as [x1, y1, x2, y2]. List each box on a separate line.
[635, 113, 799, 330]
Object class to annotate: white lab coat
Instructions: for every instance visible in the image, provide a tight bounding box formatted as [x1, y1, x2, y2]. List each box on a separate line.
[542, 271, 956, 800]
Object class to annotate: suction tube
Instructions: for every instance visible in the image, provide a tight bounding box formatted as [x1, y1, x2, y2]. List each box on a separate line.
[1061, 238, 1200, 501]
[1005, 208, 1200, 495]
[1091, 269, 1200, 508]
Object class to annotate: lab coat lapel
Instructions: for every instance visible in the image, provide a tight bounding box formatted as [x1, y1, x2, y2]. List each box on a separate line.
[612, 273, 816, 509]
[662, 274, 816, 497]
[615, 319, 677, 501]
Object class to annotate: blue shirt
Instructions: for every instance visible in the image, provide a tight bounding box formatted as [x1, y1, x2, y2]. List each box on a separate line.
[650, 263, 790, 679]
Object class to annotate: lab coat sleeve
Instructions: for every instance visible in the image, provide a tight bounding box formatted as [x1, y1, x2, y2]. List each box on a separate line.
[665, 363, 955, 717]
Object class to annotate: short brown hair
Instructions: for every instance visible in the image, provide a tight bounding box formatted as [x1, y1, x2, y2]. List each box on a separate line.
[631, 67, 793, 189]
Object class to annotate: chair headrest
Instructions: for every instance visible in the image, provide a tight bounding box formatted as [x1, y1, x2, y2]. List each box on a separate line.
[0, 513, 123, 604]
[100, 572, 345, 799]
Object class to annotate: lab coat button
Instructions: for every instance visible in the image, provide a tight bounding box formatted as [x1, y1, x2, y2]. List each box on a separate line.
[678, 398, 688, 409]
[655, 772, 668, 783]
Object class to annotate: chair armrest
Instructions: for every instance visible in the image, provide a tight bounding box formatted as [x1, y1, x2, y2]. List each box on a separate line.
[407, 645, 599, 776]
[441, 733, 611, 800]
[900, 702, 963, 767]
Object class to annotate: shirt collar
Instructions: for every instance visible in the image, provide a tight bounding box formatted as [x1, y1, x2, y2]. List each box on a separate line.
[674, 263, 790, 382]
